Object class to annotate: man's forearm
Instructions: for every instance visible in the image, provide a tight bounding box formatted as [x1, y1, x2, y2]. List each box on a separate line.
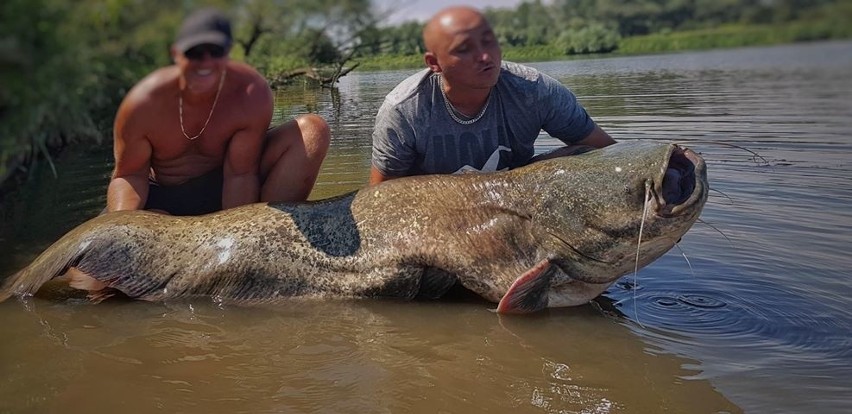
[369, 166, 398, 185]
[106, 176, 149, 212]
[222, 174, 260, 209]
[577, 125, 617, 148]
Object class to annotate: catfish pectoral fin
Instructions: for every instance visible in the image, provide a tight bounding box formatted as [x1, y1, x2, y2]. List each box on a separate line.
[496, 259, 555, 314]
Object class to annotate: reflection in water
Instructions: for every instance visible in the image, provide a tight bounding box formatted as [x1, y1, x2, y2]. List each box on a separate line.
[2, 41, 852, 413]
[0, 299, 740, 413]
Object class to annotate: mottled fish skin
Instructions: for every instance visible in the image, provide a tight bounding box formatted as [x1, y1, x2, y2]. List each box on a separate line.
[0, 141, 708, 311]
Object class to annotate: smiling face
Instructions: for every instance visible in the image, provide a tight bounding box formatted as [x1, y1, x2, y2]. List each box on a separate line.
[171, 43, 230, 94]
[423, 7, 502, 92]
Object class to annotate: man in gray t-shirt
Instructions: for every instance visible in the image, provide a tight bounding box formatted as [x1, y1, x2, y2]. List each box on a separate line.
[370, 6, 615, 184]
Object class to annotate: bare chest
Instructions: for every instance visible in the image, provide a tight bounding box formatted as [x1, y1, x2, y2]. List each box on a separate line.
[146, 100, 245, 161]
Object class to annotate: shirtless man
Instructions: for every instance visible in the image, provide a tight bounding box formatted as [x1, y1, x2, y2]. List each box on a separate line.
[107, 8, 330, 215]
[370, 6, 615, 184]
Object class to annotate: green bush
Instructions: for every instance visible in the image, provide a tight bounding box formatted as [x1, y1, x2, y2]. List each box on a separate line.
[556, 24, 621, 55]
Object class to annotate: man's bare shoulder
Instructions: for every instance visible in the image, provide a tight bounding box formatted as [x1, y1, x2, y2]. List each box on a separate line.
[224, 61, 273, 117]
[114, 66, 179, 134]
[226, 61, 271, 98]
[121, 66, 180, 111]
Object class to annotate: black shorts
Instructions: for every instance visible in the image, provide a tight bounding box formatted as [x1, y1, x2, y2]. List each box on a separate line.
[144, 168, 223, 216]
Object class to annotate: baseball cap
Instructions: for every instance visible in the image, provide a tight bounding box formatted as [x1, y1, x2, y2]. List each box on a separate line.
[174, 8, 233, 53]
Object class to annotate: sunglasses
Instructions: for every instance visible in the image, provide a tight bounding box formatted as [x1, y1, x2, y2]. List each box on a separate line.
[184, 44, 227, 60]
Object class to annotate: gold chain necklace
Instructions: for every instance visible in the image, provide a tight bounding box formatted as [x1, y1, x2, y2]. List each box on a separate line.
[438, 75, 491, 125]
[179, 69, 227, 141]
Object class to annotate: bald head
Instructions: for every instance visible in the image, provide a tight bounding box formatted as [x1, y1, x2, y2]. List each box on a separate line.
[423, 6, 490, 53]
[421, 6, 501, 92]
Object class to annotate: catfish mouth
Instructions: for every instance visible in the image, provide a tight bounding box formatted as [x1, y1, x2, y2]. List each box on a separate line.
[654, 145, 706, 217]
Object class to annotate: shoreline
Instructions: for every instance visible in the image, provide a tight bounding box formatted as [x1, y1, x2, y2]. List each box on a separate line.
[2, 37, 850, 197]
[354, 21, 852, 71]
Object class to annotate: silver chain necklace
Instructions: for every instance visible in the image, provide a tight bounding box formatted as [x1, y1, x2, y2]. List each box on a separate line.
[438, 75, 491, 125]
[179, 69, 227, 141]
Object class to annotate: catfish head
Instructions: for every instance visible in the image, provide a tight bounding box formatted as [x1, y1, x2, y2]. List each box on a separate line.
[496, 141, 708, 313]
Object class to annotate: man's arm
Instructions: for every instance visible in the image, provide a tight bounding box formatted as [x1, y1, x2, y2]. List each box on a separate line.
[535, 71, 616, 150]
[575, 125, 616, 148]
[222, 128, 263, 209]
[370, 102, 417, 186]
[106, 98, 154, 212]
[221, 78, 273, 209]
[530, 126, 616, 163]
[369, 165, 402, 185]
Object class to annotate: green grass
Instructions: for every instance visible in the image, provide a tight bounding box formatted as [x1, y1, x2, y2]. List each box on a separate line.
[353, 54, 425, 71]
[618, 20, 852, 55]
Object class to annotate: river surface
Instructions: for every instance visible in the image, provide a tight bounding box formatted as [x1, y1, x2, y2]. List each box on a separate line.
[1, 41, 851, 413]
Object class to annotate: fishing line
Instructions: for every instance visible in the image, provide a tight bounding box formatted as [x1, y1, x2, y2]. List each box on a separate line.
[709, 187, 734, 205]
[697, 218, 735, 247]
[670, 140, 770, 166]
[632, 181, 652, 329]
[674, 243, 696, 278]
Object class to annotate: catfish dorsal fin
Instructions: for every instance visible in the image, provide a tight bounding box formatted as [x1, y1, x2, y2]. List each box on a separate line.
[497, 259, 555, 314]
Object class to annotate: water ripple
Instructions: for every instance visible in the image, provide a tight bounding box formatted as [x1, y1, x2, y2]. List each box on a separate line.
[608, 278, 852, 364]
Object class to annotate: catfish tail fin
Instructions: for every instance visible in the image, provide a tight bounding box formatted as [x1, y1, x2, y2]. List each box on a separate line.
[0, 269, 29, 302]
[0, 240, 85, 302]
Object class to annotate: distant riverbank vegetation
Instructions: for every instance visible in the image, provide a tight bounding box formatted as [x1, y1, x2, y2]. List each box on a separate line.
[1, 0, 851, 191]
[358, 0, 852, 70]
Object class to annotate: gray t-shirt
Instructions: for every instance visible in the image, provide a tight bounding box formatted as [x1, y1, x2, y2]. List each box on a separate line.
[371, 61, 596, 176]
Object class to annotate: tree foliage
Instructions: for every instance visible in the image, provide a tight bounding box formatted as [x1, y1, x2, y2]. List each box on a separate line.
[556, 23, 621, 55]
[0, 0, 180, 183]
